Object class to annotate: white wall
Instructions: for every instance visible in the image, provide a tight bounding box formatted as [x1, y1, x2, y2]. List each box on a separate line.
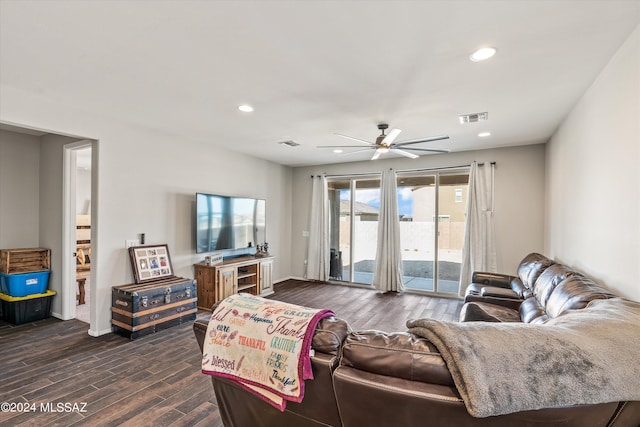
[546, 26, 639, 301]
[0, 85, 293, 335]
[0, 130, 40, 247]
[291, 143, 547, 279]
[39, 133, 83, 312]
[76, 165, 91, 215]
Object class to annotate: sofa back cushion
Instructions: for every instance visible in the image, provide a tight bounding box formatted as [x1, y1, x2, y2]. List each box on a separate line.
[341, 330, 454, 386]
[545, 275, 615, 319]
[517, 253, 556, 288]
[532, 263, 576, 308]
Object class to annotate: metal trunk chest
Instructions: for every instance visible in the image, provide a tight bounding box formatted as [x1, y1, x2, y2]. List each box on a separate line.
[111, 276, 197, 339]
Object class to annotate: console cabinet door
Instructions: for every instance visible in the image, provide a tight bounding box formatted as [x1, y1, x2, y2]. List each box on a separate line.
[218, 266, 237, 300]
[260, 259, 274, 295]
[194, 265, 216, 310]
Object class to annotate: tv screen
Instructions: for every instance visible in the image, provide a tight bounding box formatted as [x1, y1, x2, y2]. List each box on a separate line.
[196, 193, 266, 254]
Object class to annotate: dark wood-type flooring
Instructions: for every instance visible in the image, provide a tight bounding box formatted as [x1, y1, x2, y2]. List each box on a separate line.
[0, 279, 462, 426]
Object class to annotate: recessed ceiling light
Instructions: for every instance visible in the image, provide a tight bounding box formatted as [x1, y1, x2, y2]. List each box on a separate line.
[238, 104, 254, 113]
[333, 149, 343, 154]
[478, 132, 491, 137]
[470, 47, 496, 62]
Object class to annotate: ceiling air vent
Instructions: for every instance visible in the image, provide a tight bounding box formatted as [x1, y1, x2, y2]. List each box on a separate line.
[278, 140, 300, 147]
[459, 112, 488, 124]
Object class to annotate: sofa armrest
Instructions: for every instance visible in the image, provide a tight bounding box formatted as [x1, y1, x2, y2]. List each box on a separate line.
[471, 272, 515, 288]
[193, 314, 209, 353]
[193, 313, 350, 356]
[463, 294, 524, 311]
[194, 312, 348, 427]
[480, 286, 521, 299]
[312, 316, 350, 355]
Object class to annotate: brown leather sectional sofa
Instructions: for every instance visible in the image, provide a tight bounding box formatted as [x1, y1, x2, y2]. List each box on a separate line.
[193, 253, 640, 426]
[461, 252, 617, 323]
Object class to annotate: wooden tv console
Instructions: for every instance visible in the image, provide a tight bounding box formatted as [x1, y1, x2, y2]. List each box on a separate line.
[194, 256, 274, 310]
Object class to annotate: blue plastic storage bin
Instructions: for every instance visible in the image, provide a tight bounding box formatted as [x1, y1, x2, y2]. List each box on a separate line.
[0, 270, 50, 297]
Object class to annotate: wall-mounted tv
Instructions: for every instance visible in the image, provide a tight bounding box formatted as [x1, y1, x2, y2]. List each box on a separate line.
[196, 193, 266, 254]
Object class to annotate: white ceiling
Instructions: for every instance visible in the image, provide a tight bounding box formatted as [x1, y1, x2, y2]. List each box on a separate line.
[1, 1, 638, 167]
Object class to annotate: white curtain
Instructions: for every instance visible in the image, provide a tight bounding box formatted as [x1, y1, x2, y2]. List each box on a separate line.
[373, 169, 404, 292]
[306, 175, 330, 281]
[459, 161, 497, 296]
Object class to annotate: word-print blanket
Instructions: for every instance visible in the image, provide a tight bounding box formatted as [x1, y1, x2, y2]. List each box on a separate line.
[202, 293, 334, 410]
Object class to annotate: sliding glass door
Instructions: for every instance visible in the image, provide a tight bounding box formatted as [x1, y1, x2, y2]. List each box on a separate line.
[326, 170, 467, 293]
[327, 176, 380, 285]
[397, 170, 469, 295]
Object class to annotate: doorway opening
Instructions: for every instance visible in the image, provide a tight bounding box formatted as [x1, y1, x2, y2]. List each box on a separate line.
[63, 142, 93, 325]
[396, 170, 469, 295]
[327, 175, 381, 285]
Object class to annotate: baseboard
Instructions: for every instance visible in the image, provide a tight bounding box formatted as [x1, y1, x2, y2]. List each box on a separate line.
[50, 311, 74, 321]
[275, 276, 306, 284]
[88, 328, 112, 337]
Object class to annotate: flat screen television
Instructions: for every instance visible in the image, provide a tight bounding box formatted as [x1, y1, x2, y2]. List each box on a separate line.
[195, 193, 266, 254]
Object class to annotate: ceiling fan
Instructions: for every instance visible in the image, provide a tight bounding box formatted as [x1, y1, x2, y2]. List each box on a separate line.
[318, 123, 450, 160]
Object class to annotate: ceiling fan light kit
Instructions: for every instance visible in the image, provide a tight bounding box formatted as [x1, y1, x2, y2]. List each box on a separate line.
[317, 123, 450, 160]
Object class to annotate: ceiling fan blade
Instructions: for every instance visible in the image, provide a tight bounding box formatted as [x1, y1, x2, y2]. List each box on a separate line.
[317, 145, 374, 148]
[392, 148, 419, 159]
[371, 150, 382, 160]
[334, 133, 374, 145]
[381, 128, 402, 145]
[339, 148, 373, 156]
[400, 147, 451, 153]
[392, 135, 449, 147]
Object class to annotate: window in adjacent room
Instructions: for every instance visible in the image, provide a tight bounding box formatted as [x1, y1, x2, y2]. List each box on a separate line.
[455, 188, 463, 203]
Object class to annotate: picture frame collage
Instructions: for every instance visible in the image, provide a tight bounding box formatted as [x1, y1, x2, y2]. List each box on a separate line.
[128, 244, 174, 283]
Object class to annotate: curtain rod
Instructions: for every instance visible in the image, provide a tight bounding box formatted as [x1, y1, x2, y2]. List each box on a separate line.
[398, 161, 495, 174]
[310, 172, 381, 178]
[311, 162, 495, 178]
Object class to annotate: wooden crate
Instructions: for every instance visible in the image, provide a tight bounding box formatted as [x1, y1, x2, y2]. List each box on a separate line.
[111, 276, 197, 339]
[0, 248, 51, 274]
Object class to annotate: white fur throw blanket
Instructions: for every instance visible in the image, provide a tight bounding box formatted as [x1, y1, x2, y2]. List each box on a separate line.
[407, 297, 640, 418]
[202, 293, 334, 411]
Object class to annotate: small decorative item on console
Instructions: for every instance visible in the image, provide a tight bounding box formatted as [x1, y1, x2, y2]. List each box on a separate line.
[255, 242, 270, 257]
[206, 252, 223, 266]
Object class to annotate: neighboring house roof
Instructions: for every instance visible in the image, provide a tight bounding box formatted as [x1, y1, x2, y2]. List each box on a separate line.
[340, 201, 379, 215]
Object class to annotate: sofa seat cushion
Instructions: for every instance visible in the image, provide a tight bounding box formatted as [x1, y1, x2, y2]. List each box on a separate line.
[340, 330, 454, 386]
[459, 301, 521, 322]
[519, 297, 549, 324]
